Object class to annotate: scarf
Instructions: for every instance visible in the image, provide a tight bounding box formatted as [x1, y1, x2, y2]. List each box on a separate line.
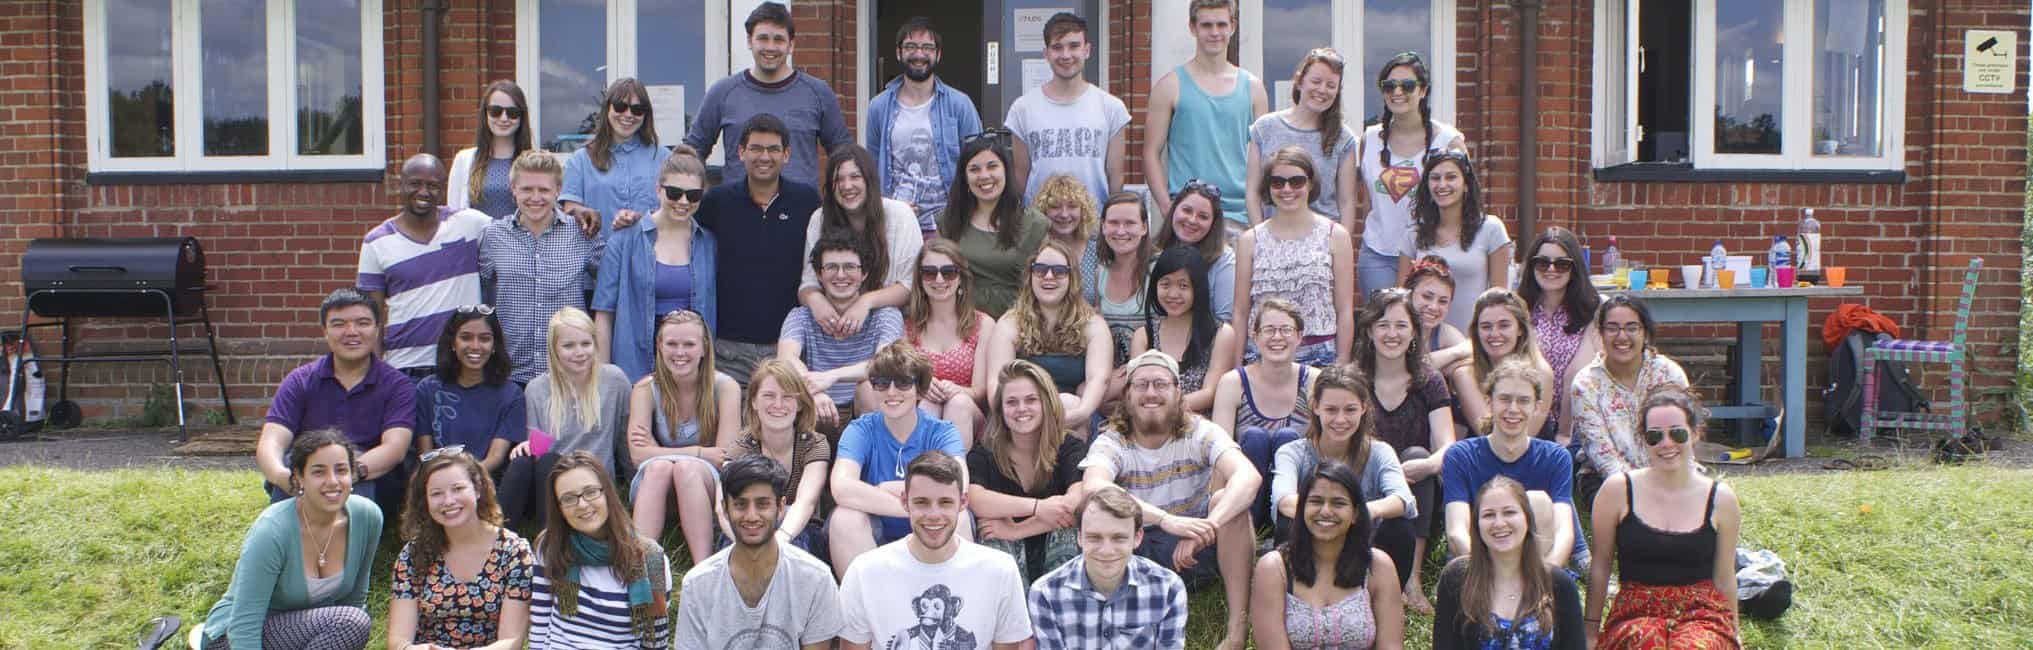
[558, 531, 667, 641]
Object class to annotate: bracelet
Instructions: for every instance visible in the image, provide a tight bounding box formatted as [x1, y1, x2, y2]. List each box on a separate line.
[1030, 499, 1040, 517]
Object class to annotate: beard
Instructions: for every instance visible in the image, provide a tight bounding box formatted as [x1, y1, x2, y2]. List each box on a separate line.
[1131, 400, 1187, 439]
[903, 60, 934, 82]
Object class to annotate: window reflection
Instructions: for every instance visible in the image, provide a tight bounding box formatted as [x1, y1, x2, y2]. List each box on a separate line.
[1361, 0, 1430, 126]
[637, 0, 708, 136]
[1263, 0, 1330, 110]
[1813, 0, 1884, 157]
[296, 0, 364, 156]
[202, 0, 267, 156]
[107, 0, 174, 158]
[1714, 0, 1783, 154]
[537, 0, 607, 152]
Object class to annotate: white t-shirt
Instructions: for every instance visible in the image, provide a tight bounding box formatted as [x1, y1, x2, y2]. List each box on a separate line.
[1005, 84, 1131, 209]
[887, 98, 949, 221]
[675, 543, 844, 650]
[1078, 416, 1239, 518]
[1356, 121, 1464, 258]
[1400, 215, 1513, 331]
[838, 539, 1034, 649]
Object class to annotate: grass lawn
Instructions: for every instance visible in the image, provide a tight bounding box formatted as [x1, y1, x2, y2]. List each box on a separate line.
[4, 464, 2031, 648]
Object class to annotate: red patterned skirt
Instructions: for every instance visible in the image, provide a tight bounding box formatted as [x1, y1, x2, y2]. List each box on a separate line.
[1599, 580, 1740, 650]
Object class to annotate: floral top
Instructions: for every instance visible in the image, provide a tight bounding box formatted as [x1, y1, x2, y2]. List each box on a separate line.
[1532, 305, 1587, 433]
[1569, 351, 1690, 476]
[392, 527, 537, 648]
[1248, 216, 1338, 338]
[911, 311, 990, 387]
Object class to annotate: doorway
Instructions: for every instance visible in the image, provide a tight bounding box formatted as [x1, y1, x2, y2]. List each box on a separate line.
[874, 2, 987, 113]
[870, 1, 1106, 127]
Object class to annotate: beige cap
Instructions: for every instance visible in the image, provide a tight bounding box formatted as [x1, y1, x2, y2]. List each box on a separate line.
[1123, 349, 1180, 381]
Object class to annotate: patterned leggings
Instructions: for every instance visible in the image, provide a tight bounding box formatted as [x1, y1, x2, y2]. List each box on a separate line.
[203, 606, 371, 650]
[1599, 580, 1740, 650]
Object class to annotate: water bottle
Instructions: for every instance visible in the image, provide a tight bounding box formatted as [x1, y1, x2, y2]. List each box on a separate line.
[1799, 209, 1823, 272]
[1769, 235, 1792, 270]
[1602, 236, 1624, 288]
[1706, 240, 1728, 289]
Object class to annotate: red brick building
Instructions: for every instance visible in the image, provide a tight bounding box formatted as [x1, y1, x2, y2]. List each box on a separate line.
[0, 0, 2024, 432]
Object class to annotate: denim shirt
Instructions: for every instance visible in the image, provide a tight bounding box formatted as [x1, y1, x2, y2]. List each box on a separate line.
[865, 76, 982, 221]
[592, 220, 717, 382]
[561, 137, 669, 237]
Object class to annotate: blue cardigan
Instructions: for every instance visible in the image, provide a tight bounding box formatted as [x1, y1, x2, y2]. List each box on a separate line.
[592, 219, 719, 381]
[202, 495, 383, 648]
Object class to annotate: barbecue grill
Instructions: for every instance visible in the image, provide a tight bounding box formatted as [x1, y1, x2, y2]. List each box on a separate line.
[3, 237, 236, 441]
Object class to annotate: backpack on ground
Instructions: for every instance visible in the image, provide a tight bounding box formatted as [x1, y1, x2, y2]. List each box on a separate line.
[1822, 330, 1927, 438]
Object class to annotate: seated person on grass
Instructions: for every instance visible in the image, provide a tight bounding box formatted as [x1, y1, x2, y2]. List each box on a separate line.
[827, 341, 969, 578]
[413, 306, 525, 478]
[968, 360, 1090, 584]
[258, 288, 415, 518]
[779, 235, 906, 433]
[625, 309, 740, 564]
[1443, 358, 1586, 572]
[1027, 484, 1189, 650]
[387, 446, 535, 650]
[676, 455, 844, 650]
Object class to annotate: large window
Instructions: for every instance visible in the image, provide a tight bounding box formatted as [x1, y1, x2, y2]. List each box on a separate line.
[85, 0, 385, 173]
[517, 0, 723, 153]
[1248, 0, 1456, 126]
[1593, 0, 1905, 171]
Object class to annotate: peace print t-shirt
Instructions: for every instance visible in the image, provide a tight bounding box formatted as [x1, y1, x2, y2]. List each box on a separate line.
[1005, 84, 1131, 209]
[837, 539, 1034, 649]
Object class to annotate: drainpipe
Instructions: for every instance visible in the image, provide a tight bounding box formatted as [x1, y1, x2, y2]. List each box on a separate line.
[422, 0, 447, 156]
[1518, 0, 1541, 238]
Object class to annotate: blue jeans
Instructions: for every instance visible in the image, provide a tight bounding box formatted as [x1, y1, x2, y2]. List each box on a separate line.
[1358, 246, 1401, 298]
[1238, 426, 1302, 530]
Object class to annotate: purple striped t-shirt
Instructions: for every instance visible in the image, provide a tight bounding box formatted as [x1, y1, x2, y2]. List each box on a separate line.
[357, 207, 490, 370]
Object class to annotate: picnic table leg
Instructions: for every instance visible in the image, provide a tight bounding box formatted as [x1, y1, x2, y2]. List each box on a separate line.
[1783, 298, 1808, 458]
[1735, 320, 1763, 444]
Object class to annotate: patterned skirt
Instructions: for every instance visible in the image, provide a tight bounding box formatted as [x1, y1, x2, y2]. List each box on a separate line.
[1599, 580, 1740, 650]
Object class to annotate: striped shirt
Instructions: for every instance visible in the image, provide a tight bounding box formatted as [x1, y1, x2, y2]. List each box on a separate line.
[358, 207, 491, 370]
[1078, 416, 1238, 518]
[480, 209, 604, 383]
[778, 305, 903, 405]
[529, 543, 673, 649]
[1028, 554, 1188, 650]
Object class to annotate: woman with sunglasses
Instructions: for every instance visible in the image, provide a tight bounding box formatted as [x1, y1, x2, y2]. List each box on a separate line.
[942, 133, 1049, 318]
[594, 145, 715, 382]
[968, 360, 1090, 583]
[797, 144, 924, 340]
[529, 452, 673, 648]
[448, 79, 532, 218]
[726, 359, 833, 555]
[1452, 289, 1557, 442]
[987, 239, 1112, 437]
[414, 306, 524, 477]
[1247, 47, 1359, 227]
[1130, 246, 1236, 415]
[905, 240, 990, 443]
[1356, 52, 1468, 298]
[1586, 389, 1741, 649]
[625, 310, 739, 562]
[1433, 476, 1585, 650]
[388, 448, 535, 650]
[561, 77, 669, 237]
[482, 150, 603, 386]
[1250, 461, 1407, 650]
[1153, 179, 1237, 324]
[1399, 151, 1510, 333]
[499, 308, 633, 529]
[1266, 365, 1417, 578]
[1233, 145, 1355, 368]
[1356, 287, 1458, 615]
[1570, 296, 1689, 481]
[1516, 227, 1602, 444]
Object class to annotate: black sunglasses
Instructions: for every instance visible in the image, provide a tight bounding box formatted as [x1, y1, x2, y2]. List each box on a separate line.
[1378, 79, 1423, 94]
[1267, 174, 1310, 190]
[1181, 178, 1223, 203]
[610, 100, 651, 116]
[1642, 426, 1692, 446]
[661, 185, 704, 203]
[961, 127, 1013, 147]
[868, 375, 919, 391]
[485, 105, 525, 120]
[1530, 256, 1576, 274]
[1030, 263, 1072, 279]
[919, 264, 961, 280]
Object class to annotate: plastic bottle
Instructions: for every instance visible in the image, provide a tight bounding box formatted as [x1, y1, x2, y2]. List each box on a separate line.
[1706, 240, 1728, 289]
[1602, 236, 1624, 287]
[1769, 235, 1792, 270]
[1799, 208, 1822, 272]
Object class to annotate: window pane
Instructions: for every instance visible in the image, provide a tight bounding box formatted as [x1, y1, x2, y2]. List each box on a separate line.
[295, 0, 364, 156]
[1262, 0, 1331, 111]
[538, 0, 607, 153]
[1812, 0, 1884, 157]
[106, 0, 174, 158]
[1361, 0, 1430, 126]
[201, 0, 267, 156]
[637, 0, 707, 136]
[1713, 0, 1783, 154]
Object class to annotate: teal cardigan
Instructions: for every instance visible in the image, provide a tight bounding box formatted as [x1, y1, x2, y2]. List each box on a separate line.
[201, 495, 383, 648]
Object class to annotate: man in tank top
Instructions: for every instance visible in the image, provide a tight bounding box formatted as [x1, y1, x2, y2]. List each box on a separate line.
[1142, 0, 1269, 233]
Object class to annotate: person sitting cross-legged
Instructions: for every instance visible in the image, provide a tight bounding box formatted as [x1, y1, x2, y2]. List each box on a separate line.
[1027, 484, 1189, 650]
[967, 360, 1090, 584]
[827, 341, 969, 579]
[675, 455, 844, 650]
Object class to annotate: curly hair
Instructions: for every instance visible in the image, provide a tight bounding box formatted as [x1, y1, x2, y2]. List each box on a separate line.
[1008, 239, 1098, 355]
[1032, 174, 1098, 245]
[399, 449, 504, 572]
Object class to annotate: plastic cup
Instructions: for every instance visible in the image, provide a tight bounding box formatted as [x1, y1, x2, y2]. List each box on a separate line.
[1681, 265, 1703, 289]
[1628, 269, 1649, 291]
[1776, 266, 1797, 288]
[1826, 267, 1847, 288]
[1718, 269, 1737, 289]
[1750, 267, 1769, 288]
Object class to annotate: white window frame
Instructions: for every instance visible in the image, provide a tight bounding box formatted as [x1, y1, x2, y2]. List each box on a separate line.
[1592, 0, 1906, 171]
[1235, 0, 1457, 126]
[84, 0, 386, 174]
[516, 0, 731, 160]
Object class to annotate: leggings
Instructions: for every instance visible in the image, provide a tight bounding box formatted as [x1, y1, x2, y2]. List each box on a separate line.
[204, 606, 370, 650]
[1399, 446, 1440, 541]
[497, 452, 561, 529]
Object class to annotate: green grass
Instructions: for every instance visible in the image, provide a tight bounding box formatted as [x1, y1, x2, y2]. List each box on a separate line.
[4, 465, 2032, 648]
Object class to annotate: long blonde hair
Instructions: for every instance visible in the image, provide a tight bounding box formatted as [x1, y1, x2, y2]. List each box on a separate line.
[981, 361, 1070, 486]
[651, 310, 720, 447]
[1008, 239, 1097, 355]
[543, 308, 603, 432]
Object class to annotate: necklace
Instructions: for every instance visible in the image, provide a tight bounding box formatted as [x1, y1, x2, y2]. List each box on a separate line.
[298, 502, 341, 569]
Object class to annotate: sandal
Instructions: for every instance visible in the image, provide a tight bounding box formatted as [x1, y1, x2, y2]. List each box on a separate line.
[137, 615, 181, 650]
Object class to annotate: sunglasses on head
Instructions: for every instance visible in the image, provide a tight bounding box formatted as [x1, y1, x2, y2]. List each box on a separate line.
[1267, 174, 1310, 190]
[661, 185, 704, 203]
[961, 127, 1013, 147]
[485, 105, 525, 120]
[1530, 256, 1576, 274]
[610, 100, 650, 116]
[1181, 178, 1223, 203]
[419, 444, 468, 463]
[868, 375, 919, 391]
[1642, 426, 1692, 446]
[455, 304, 495, 316]
[919, 264, 961, 280]
[1378, 79, 1422, 94]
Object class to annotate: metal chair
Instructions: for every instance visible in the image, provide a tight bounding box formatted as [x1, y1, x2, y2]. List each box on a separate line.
[1859, 257, 1982, 441]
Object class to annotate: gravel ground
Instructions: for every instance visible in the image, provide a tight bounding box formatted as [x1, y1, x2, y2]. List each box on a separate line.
[0, 427, 254, 472]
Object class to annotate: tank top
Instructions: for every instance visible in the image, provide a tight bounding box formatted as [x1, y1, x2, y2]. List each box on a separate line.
[1236, 365, 1314, 433]
[911, 312, 987, 387]
[1615, 479, 1721, 586]
[646, 381, 703, 449]
[654, 261, 692, 316]
[1248, 217, 1338, 337]
[1096, 264, 1145, 367]
[1167, 65, 1256, 222]
[1285, 568, 1378, 650]
[1022, 354, 1087, 392]
[1358, 120, 1464, 257]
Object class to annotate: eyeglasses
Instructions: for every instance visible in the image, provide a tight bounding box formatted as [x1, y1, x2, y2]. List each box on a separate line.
[1378, 79, 1422, 94]
[744, 143, 787, 156]
[419, 444, 467, 463]
[900, 42, 939, 53]
[868, 375, 919, 391]
[1602, 323, 1645, 338]
[1131, 379, 1176, 392]
[1030, 263, 1072, 279]
[961, 127, 1013, 147]
[486, 105, 525, 120]
[1529, 256, 1576, 274]
[1642, 426, 1692, 446]
[661, 185, 704, 203]
[455, 304, 495, 316]
[919, 264, 962, 280]
[1180, 178, 1222, 203]
[610, 100, 650, 116]
[556, 485, 606, 508]
[1267, 174, 1310, 190]
[1257, 324, 1298, 338]
[821, 262, 864, 275]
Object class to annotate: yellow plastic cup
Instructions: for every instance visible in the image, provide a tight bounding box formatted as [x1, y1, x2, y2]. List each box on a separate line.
[1826, 267, 1848, 288]
[1718, 269, 1736, 289]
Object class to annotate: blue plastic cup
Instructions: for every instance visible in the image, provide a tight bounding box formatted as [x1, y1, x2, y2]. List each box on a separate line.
[1629, 269, 1649, 291]
[1750, 267, 1770, 289]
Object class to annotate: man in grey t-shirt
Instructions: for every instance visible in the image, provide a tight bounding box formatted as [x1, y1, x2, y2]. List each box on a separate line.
[682, 2, 852, 186]
[677, 455, 844, 650]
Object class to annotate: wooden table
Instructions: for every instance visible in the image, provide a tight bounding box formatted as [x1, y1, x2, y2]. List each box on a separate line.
[1603, 286, 1864, 458]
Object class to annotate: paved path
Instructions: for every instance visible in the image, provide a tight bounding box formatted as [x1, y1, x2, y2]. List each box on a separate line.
[0, 429, 253, 472]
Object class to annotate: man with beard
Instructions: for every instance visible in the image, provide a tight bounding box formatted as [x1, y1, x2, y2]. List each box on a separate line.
[1027, 485, 1189, 649]
[685, 2, 851, 186]
[865, 17, 982, 238]
[357, 153, 492, 376]
[676, 455, 843, 650]
[1079, 349, 1260, 650]
[839, 452, 1033, 650]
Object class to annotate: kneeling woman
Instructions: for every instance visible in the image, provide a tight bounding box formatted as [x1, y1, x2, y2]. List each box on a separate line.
[1250, 461, 1406, 650]
[197, 429, 382, 649]
[530, 452, 673, 648]
[1585, 389, 1741, 649]
[1433, 476, 1585, 649]
[625, 310, 740, 562]
[967, 360, 1090, 583]
[388, 448, 536, 650]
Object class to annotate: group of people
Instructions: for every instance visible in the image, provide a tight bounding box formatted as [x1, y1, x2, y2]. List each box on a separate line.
[196, 2, 1747, 649]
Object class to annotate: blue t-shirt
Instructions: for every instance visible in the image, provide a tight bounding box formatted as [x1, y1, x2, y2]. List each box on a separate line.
[413, 376, 528, 454]
[834, 408, 966, 540]
[1442, 436, 1574, 506]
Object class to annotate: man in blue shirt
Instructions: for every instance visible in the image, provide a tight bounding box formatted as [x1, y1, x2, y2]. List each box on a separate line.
[864, 16, 983, 236]
[1028, 485, 1189, 650]
[826, 341, 968, 580]
[693, 113, 820, 387]
[683, 2, 852, 186]
[1443, 360, 1589, 571]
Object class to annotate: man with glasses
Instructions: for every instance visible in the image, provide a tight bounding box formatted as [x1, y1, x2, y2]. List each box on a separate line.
[677, 455, 844, 650]
[1441, 358, 1588, 571]
[1079, 349, 1259, 650]
[684, 1, 851, 187]
[358, 153, 492, 377]
[1028, 484, 1190, 650]
[480, 151, 603, 385]
[1005, 12, 1129, 208]
[778, 236, 905, 433]
[828, 341, 969, 580]
[866, 17, 982, 238]
[1143, 0, 1267, 230]
[693, 113, 821, 387]
[258, 288, 416, 519]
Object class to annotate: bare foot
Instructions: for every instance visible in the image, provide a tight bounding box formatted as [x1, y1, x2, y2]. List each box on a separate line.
[1215, 633, 1248, 650]
[1404, 586, 1436, 616]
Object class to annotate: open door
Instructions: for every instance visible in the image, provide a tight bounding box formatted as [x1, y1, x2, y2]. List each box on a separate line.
[976, 0, 1105, 127]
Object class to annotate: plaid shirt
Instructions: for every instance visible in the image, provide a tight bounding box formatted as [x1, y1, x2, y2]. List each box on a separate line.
[480, 209, 603, 383]
[1027, 554, 1188, 650]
